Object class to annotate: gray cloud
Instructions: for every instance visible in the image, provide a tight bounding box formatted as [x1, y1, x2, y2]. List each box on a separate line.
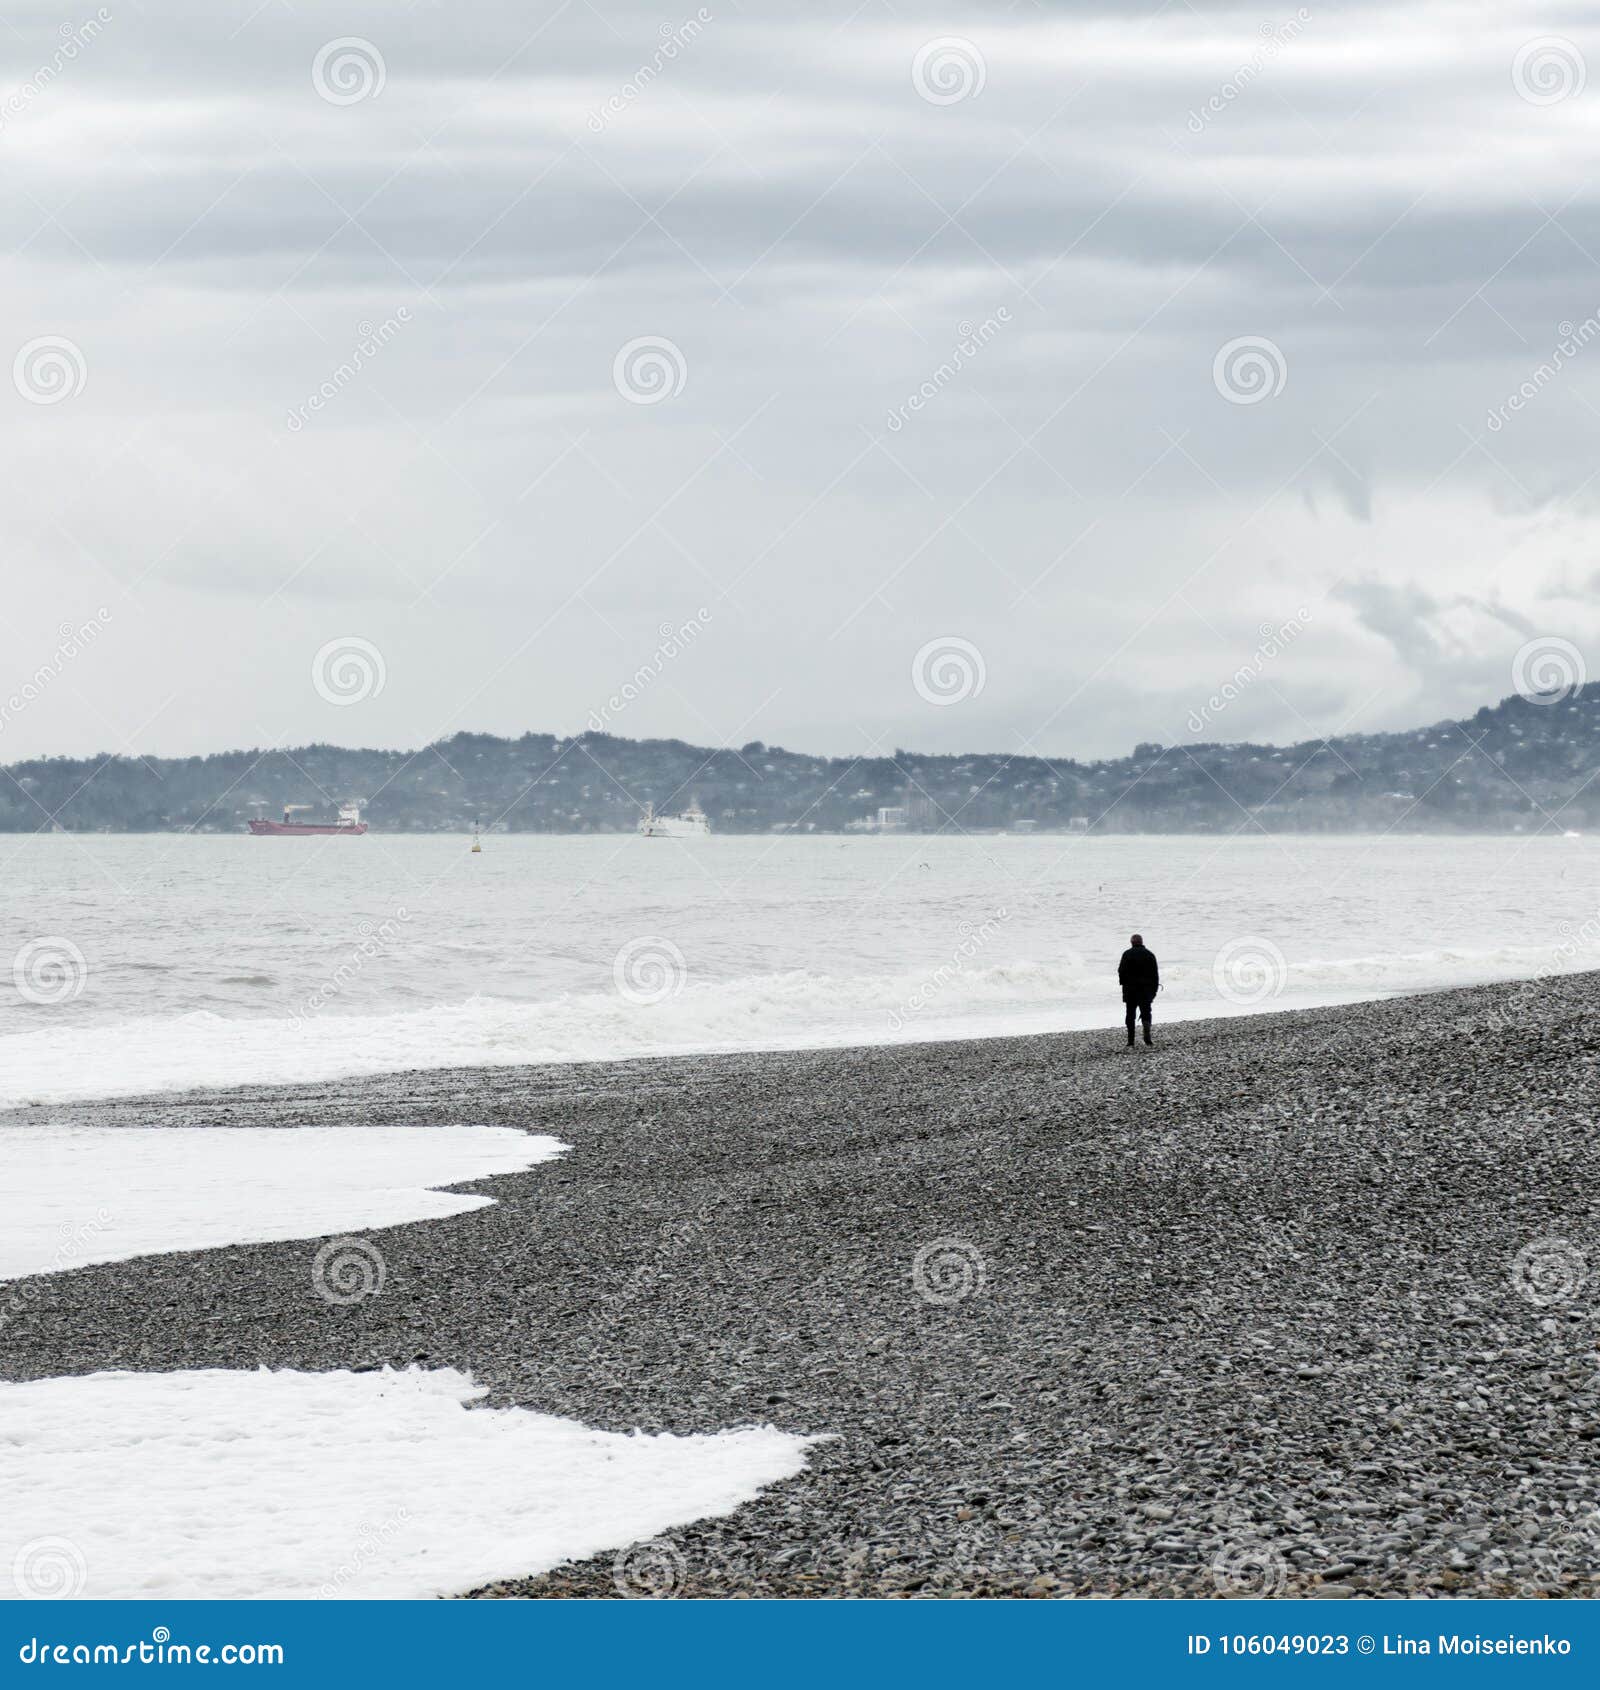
[2, 0, 1598, 764]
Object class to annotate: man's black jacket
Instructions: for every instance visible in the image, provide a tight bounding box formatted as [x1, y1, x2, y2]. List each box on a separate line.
[1118, 945, 1160, 1003]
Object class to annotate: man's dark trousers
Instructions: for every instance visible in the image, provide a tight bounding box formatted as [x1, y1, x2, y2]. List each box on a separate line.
[1125, 996, 1153, 1044]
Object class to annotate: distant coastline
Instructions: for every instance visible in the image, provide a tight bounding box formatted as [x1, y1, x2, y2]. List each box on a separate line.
[1, 684, 1595, 835]
[2, 825, 1586, 839]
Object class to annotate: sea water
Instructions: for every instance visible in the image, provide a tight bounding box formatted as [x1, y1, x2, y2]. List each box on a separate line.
[0, 831, 1592, 1107]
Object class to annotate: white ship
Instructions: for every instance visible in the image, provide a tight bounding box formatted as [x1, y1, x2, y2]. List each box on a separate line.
[638, 800, 711, 838]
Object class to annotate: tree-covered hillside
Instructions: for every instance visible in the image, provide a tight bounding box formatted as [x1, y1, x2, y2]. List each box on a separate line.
[3, 689, 1597, 834]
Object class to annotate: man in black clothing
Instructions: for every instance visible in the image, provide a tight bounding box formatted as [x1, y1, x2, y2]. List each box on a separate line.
[1118, 933, 1159, 1046]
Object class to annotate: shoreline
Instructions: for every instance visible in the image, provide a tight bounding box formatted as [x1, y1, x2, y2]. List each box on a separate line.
[0, 985, 1403, 1117]
[5, 972, 1599, 1597]
[0, 971, 1561, 1118]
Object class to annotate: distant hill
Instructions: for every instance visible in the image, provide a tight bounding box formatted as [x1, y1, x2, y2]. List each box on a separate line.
[3, 689, 1598, 834]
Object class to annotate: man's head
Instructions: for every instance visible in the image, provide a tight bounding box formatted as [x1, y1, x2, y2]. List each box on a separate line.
[1130, 933, 1143, 946]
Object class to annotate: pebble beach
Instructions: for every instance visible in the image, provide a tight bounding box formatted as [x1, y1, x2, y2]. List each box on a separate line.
[6, 972, 1599, 1599]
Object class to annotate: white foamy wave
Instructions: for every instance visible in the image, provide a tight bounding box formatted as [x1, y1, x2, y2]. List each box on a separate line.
[0, 1368, 812, 1598]
[0, 941, 1581, 1109]
[0, 1124, 567, 1280]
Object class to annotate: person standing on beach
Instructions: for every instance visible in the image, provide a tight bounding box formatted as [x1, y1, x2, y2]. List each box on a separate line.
[1118, 934, 1159, 1047]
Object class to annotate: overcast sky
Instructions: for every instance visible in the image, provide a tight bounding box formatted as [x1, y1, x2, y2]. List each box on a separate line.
[3, 0, 1598, 762]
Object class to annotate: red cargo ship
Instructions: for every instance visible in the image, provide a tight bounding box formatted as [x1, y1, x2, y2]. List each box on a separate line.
[248, 802, 368, 836]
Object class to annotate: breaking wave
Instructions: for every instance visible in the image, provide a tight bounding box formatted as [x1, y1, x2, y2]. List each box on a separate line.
[0, 942, 1581, 1109]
